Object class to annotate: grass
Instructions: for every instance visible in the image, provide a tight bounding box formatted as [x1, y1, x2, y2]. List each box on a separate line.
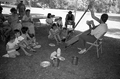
[0, 25, 120, 79]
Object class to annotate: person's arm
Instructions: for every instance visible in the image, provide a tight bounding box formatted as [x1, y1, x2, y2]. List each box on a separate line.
[29, 16, 34, 23]
[61, 21, 63, 26]
[72, 14, 75, 21]
[24, 4, 26, 11]
[22, 15, 28, 22]
[90, 20, 95, 27]
[50, 29, 55, 35]
[2, 15, 6, 22]
[89, 8, 101, 23]
[6, 43, 9, 50]
[17, 4, 19, 10]
[86, 20, 92, 29]
[26, 33, 32, 40]
[8, 16, 12, 24]
[22, 39, 29, 46]
[65, 14, 68, 22]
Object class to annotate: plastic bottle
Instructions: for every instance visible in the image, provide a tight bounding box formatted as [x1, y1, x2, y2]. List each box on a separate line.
[72, 56, 79, 65]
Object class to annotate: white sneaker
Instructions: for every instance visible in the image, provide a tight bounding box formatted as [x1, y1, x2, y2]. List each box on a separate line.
[33, 45, 41, 48]
[78, 49, 86, 54]
[2, 54, 9, 58]
[77, 48, 82, 50]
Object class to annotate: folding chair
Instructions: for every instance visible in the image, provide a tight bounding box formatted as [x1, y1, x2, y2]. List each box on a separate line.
[85, 32, 106, 58]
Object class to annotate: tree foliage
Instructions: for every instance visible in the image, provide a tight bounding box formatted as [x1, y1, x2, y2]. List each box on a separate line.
[29, 0, 120, 13]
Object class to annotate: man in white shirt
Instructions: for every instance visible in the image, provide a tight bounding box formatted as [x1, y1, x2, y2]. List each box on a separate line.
[77, 6, 108, 54]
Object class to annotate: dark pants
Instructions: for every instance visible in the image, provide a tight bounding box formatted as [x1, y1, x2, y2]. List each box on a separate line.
[79, 34, 96, 49]
[65, 21, 75, 29]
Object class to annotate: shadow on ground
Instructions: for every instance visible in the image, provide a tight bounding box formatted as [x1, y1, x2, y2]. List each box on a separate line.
[0, 25, 120, 79]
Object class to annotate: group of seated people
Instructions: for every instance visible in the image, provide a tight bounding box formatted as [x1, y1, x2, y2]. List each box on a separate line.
[1, 3, 109, 58]
[48, 23, 70, 44]
[65, 6, 108, 54]
[0, 6, 41, 58]
[0, 6, 36, 40]
[4, 27, 40, 58]
[46, 11, 75, 44]
[46, 11, 75, 30]
[46, 5, 109, 53]
[46, 13, 63, 28]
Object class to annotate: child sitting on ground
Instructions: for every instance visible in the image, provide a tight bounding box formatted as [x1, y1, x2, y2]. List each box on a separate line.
[48, 23, 61, 44]
[56, 17, 63, 29]
[2, 35, 20, 58]
[20, 27, 41, 48]
[60, 27, 69, 42]
[14, 29, 33, 56]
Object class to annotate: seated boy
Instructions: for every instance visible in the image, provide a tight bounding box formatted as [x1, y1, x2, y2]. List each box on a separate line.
[60, 27, 69, 42]
[14, 29, 32, 56]
[2, 35, 20, 58]
[20, 27, 41, 48]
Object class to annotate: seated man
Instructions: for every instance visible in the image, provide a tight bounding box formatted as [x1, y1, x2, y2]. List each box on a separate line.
[65, 11, 75, 30]
[66, 7, 108, 54]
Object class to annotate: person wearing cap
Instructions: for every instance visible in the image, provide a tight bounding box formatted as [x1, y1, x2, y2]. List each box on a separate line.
[65, 11, 75, 29]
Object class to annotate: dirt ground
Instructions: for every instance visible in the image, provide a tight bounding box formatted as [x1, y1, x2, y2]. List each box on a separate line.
[0, 25, 120, 79]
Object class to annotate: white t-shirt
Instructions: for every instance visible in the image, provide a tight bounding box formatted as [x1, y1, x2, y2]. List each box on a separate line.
[91, 23, 108, 39]
[7, 40, 18, 53]
[7, 41, 18, 49]
[46, 18, 53, 24]
[22, 15, 33, 22]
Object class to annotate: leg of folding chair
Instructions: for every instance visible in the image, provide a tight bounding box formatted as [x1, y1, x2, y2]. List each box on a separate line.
[96, 46, 99, 58]
[84, 44, 94, 53]
[100, 44, 103, 54]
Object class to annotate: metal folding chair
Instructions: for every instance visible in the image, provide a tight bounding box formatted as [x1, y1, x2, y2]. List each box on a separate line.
[85, 32, 106, 58]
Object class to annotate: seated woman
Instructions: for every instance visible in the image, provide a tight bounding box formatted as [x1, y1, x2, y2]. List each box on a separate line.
[22, 9, 35, 36]
[8, 8, 22, 31]
[46, 13, 53, 26]
[48, 23, 61, 44]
